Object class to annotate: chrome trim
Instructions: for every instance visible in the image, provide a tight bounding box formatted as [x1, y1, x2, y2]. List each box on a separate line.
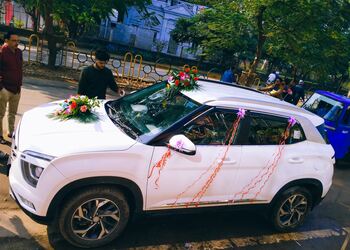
[183, 107, 214, 127]
[324, 125, 336, 131]
[157, 199, 268, 209]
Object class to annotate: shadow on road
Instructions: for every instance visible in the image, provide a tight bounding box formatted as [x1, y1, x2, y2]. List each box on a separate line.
[0, 215, 46, 250]
[48, 210, 269, 249]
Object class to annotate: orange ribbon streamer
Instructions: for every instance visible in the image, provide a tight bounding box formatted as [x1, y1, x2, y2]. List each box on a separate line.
[232, 122, 294, 202]
[148, 146, 172, 189]
[172, 114, 243, 207]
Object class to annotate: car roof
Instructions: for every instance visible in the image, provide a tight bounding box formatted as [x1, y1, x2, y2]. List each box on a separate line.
[182, 79, 324, 126]
[315, 90, 350, 105]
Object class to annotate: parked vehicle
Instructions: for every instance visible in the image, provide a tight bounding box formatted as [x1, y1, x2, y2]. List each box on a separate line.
[302, 90, 350, 161]
[8, 80, 334, 248]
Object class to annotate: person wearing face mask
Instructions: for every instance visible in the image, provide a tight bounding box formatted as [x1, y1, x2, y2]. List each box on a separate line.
[0, 31, 23, 144]
[78, 49, 124, 99]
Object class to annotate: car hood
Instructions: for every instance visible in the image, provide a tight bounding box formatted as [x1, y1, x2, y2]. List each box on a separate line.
[17, 101, 137, 157]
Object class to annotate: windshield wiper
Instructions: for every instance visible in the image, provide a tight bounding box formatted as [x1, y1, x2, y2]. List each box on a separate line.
[106, 103, 140, 140]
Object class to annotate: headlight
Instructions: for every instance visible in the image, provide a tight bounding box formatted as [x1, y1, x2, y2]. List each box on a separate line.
[23, 150, 55, 161]
[21, 151, 55, 187]
[21, 160, 44, 187]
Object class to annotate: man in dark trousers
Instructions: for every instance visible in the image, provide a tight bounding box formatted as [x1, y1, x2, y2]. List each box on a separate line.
[78, 49, 123, 99]
[292, 80, 305, 105]
[0, 31, 23, 144]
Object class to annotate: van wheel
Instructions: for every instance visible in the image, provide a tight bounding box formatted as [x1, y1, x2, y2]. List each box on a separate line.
[58, 186, 130, 248]
[270, 187, 312, 232]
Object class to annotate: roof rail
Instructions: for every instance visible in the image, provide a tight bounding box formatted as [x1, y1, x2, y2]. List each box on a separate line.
[199, 78, 261, 93]
[207, 96, 311, 115]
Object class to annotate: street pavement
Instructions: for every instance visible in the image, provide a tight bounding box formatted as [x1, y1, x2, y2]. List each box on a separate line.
[0, 77, 349, 249]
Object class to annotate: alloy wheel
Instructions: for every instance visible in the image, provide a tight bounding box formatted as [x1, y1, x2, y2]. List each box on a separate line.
[70, 198, 121, 240]
[277, 194, 308, 227]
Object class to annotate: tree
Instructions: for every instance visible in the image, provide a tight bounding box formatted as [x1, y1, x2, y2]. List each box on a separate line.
[16, 0, 151, 67]
[172, 0, 255, 68]
[176, 0, 350, 85]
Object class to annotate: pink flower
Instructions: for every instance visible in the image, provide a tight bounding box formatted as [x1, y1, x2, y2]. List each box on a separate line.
[237, 108, 246, 118]
[80, 105, 88, 113]
[288, 117, 296, 126]
[180, 75, 186, 81]
[176, 139, 184, 149]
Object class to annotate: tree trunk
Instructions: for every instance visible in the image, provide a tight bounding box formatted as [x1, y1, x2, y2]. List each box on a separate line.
[43, 0, 57, 68]
[292, 65, 297, 82]
[33, 9, 39, 33]
[249, 6, 266, 74]
[244, 6, 266, 86]
[336, 74, 346, 94]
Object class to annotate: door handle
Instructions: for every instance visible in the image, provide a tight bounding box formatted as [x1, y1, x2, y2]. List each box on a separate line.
[218, 158, 237, 164]
[288, 157, 304, 164]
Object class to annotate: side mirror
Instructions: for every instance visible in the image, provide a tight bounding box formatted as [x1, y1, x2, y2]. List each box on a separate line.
[168, 134, 196, 155]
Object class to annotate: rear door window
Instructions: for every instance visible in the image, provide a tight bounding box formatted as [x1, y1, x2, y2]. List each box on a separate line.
[243, 113, 305, 145]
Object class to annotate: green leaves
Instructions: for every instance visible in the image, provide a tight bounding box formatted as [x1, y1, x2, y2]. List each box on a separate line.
[16, 0, 151, 38]
[173, 0, 350, 82]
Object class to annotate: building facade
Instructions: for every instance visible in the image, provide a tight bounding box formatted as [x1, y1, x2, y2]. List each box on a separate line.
[100, 0, 204, 59]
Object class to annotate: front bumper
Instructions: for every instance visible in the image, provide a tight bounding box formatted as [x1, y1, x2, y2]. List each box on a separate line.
[9, 185, 50, 225]
[8, 149, 66, 221]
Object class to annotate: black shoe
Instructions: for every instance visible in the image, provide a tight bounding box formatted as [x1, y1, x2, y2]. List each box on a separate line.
[0, 136, 6, 144]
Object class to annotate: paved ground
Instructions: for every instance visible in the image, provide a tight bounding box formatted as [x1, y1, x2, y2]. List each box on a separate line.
[0, 77, 349, 249]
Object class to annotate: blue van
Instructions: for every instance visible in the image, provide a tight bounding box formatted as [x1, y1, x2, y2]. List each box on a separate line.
[302, 90, 350, 161]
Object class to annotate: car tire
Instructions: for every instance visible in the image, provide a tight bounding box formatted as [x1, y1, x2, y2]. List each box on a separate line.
[270, 187, 312, 232]
[58, 186, 130, 248]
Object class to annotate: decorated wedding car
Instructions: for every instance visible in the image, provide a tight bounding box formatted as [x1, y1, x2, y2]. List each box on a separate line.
[8, 71, 334, 248]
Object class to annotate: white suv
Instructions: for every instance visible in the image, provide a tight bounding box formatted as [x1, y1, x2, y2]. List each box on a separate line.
[8, 80, 334, 248]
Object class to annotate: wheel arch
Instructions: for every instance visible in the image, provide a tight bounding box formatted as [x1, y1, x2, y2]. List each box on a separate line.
[270, 178, 323, 209]
[46, 176, 144, 221]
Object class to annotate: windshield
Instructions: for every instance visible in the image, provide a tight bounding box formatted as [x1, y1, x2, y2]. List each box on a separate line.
[106, 82, 201, 141]
[303, 93, 344, 122]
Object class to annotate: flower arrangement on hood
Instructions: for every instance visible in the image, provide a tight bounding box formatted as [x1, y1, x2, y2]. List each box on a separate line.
[167, 66, 200, 97]
[49, 95, 101, 122]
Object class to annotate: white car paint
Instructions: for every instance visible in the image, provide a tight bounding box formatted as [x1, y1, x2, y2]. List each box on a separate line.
[9, 80, 334, 220]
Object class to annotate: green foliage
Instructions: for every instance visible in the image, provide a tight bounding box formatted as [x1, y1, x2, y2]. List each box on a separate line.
[16, 0, 151, 38]
[174, 0, 350, 83]
[172, 0, 255, 66]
